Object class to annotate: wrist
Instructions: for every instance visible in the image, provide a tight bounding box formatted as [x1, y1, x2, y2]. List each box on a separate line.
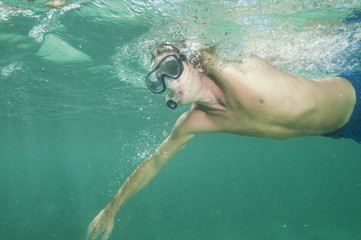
[104, 205, 116, 218]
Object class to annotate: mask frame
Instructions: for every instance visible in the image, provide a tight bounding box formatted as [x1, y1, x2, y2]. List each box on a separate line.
[146, 54, 186, 94]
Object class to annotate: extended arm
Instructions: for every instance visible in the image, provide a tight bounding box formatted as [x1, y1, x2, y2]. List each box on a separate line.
[106, 126, 194, 215]
[87, 113, 195, 240]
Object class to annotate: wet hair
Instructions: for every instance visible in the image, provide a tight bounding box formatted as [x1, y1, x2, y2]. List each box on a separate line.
[151, 41, 206, 71]
[151, 41, 186, 62]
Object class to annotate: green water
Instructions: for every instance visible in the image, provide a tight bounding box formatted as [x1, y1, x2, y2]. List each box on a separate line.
[1, 1, 361, 239]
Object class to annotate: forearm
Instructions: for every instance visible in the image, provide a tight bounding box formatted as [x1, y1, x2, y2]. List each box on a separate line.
[105, 155, 166, 215]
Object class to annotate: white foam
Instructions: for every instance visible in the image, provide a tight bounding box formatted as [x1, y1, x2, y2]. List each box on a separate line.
[1, 61, 23, 77]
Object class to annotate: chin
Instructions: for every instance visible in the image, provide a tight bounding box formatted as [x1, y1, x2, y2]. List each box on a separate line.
[179, 97, 193, 106]
[175, 90, 194, 105]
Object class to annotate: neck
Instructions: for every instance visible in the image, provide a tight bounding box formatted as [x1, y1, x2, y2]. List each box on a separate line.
[195, 74, 226, 110]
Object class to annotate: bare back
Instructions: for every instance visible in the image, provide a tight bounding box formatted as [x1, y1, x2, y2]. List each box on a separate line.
[184, 56, 356, 139]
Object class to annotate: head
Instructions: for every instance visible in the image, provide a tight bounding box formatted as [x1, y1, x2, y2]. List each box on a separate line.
[146, 42, 202, 109]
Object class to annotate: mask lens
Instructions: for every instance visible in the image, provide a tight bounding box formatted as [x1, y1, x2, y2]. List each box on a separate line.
[146, 54, 184, 94]
[146, 71, 164, 93]
[160, 57, 181, 77]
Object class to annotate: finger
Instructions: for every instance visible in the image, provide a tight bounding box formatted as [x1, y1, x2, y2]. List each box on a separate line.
[86, 230, 96, 240]
[101, 232, 109, 240]
[87, 226, 100, 240]
[101, 223, 113, 240]
[88, 217, 102, 236]
[88, 218, 97, 231]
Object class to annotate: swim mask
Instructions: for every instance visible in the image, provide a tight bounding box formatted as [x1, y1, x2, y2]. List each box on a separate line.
[146, 53, 186, 109]
[146, 54, 186, 94]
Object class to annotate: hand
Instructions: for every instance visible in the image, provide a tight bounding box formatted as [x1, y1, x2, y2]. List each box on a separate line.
[87, 209, 115, 240]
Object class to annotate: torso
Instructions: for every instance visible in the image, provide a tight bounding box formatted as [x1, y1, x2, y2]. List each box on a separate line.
[185, 57, 356, 139]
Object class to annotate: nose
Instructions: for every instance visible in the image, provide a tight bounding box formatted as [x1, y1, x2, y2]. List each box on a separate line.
[164, 76, 179, 90]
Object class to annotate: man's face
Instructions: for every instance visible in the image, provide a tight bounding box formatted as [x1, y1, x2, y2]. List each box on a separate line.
[149, 50, 199, 106]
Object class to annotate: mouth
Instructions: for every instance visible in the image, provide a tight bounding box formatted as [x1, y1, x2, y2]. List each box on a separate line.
[166, 91, 182, 110]
[174, 91, 183, 102]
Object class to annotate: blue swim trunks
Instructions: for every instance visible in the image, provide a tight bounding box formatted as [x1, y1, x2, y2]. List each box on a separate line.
[323, 70, 361, 143]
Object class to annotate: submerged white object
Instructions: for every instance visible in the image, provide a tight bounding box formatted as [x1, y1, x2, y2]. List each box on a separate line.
[36, 34, 91, 63]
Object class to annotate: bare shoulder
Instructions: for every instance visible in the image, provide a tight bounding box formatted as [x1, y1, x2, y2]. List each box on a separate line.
[229, 55, 277, 73]
[201, 49, 273, 75]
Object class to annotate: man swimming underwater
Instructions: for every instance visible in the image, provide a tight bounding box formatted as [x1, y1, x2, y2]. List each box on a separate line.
[87, 42, 361, 240]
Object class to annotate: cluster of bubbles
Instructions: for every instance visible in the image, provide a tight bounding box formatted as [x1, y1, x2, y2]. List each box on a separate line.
[1, 61, 23, 77]
[111, 0, 361, 81]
